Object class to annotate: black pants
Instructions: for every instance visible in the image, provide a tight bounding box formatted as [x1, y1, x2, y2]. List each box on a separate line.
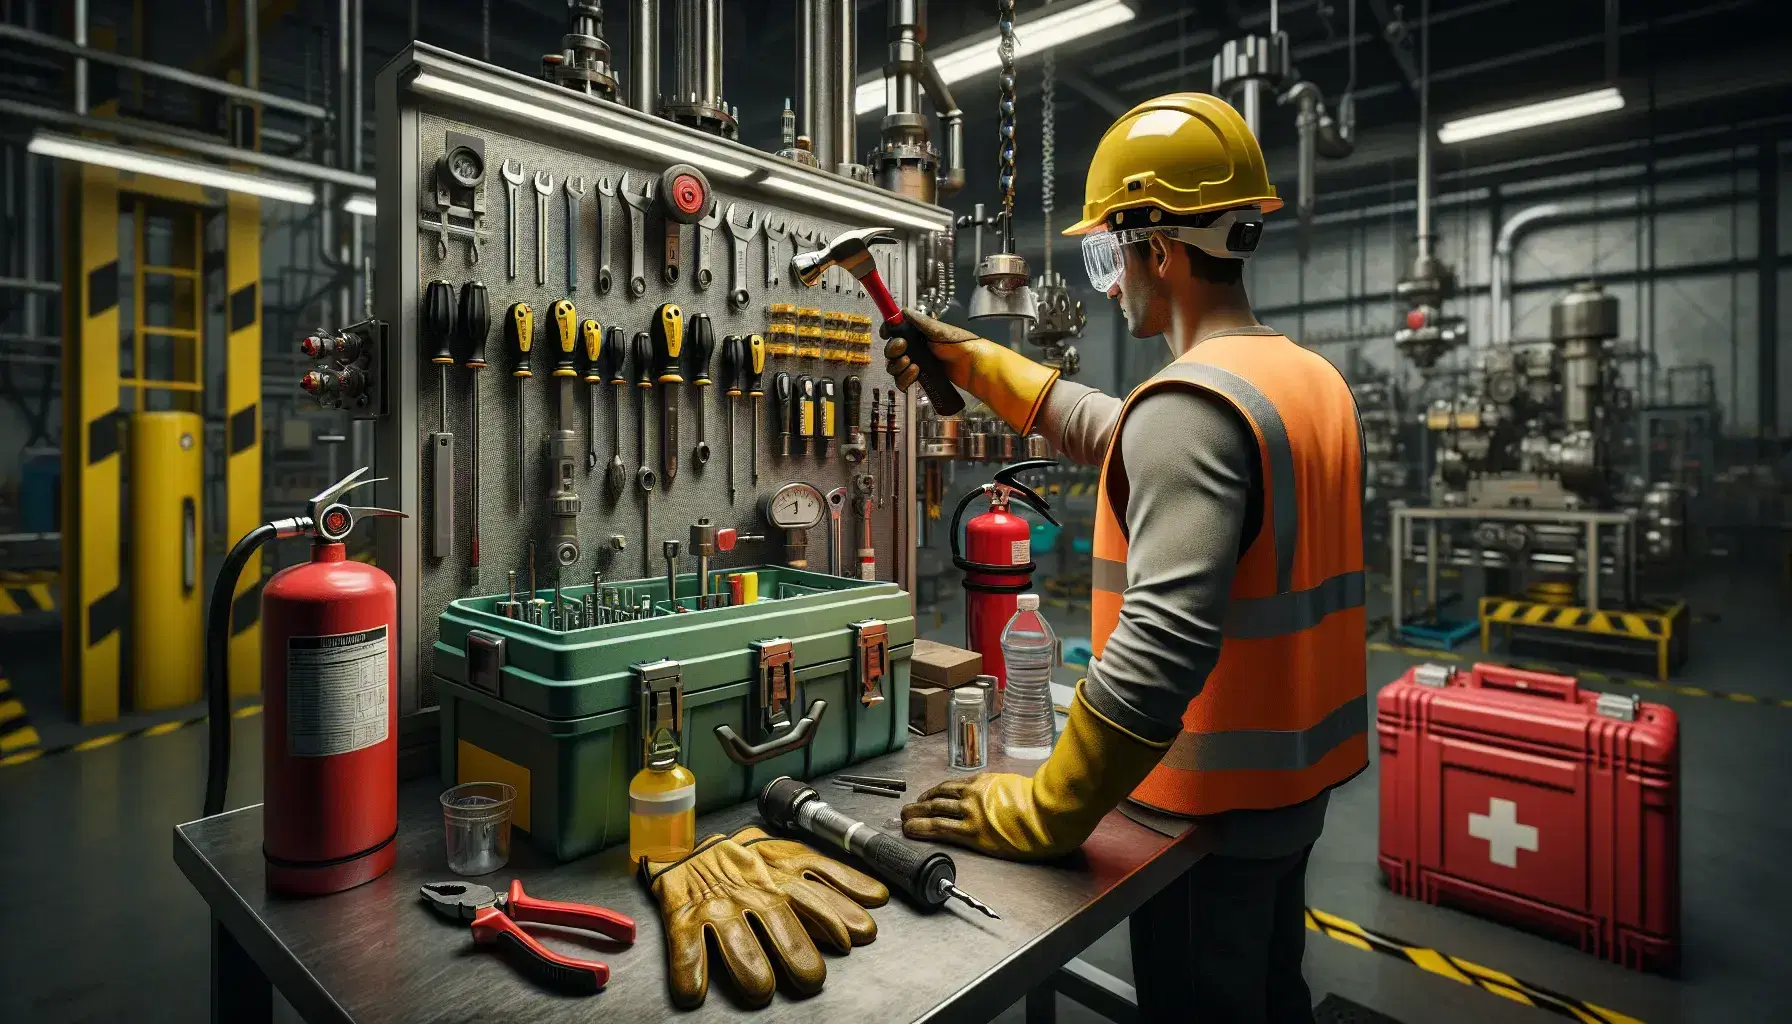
[1128, 844, 1315, 1024]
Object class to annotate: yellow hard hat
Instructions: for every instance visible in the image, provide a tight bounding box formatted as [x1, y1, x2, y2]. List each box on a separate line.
[1062, 92, 1281, 236]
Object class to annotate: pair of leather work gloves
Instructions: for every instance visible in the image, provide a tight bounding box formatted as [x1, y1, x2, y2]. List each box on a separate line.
[639, 827, 888, 1010]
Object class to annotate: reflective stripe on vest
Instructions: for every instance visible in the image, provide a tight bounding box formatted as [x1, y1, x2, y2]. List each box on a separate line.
[1089, 331, 1368, 817]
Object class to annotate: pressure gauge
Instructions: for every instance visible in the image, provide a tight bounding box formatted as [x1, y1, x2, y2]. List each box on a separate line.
[761, 481, 825, 530]
[760, 482, 825, 570]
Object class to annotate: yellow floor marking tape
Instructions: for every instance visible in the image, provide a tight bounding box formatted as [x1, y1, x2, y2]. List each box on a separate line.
[1305, 906, 1646, 1024]
[0, 704, 265, 769]
[0, 698, 23, 724]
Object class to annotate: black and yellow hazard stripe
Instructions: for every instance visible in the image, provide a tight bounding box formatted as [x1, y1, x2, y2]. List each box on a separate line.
[0, 675, 43, 765]
[1479, 597, 1684, 682]
[0, 572, 58, 616]
[1367, 641, 1792, 708]
[61, 162, 126, 724]
[1305, 906, 1646, 1024]
[226, 192, 263, 697]
[0, 704, 262, 769]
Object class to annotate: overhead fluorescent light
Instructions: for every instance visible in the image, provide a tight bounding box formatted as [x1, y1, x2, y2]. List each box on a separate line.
[762, 175, 945, 233]
[1437, 87, 1625, 145]
[27, 131, 317, 204]
[342, 194, 378, 218]
[856, 0, 1136, 116]
[410, 72, 753, 182]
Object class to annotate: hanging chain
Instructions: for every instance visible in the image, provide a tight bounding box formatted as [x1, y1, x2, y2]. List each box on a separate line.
[1041, 39, 1056, 273]
[998, 0, 1018, 252]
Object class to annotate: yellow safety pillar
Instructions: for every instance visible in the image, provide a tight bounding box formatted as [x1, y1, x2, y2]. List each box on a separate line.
[129, 412, 204, 709]
[60, 163, 124, 723]
[225, 192, 263, 697]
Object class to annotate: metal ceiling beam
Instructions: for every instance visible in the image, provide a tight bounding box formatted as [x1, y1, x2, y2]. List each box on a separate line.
[1364, 0, 1420, 94]
[1057, 68, 1128, 118]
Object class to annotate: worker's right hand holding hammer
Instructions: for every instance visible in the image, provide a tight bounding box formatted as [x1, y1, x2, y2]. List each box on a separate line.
[882, 308, 1061, 435]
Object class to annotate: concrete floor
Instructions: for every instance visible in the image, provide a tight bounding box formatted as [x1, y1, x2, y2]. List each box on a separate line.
[2, 569, 1789, 1023]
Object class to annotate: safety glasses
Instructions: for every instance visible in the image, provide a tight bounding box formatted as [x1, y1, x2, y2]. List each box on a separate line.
[1079, 208, 1265, 292]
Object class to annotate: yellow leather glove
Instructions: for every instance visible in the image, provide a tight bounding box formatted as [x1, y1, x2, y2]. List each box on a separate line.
[882, 308, 1060, 435]
[731, 827, 888, 951]
[900, 683, 1172, 861]
[640, 832, 841, 1009]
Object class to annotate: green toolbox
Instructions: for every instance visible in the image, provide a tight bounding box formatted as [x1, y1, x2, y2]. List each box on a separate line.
[434, 567, 914, 862]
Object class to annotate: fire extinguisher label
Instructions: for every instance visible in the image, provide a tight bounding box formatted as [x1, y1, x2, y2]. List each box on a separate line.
[286, 626, 389, 758]
[1011, 539, 1030, 564]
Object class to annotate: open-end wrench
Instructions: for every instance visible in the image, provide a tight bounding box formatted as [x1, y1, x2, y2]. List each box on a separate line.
[764, 217, 788, 289]
[594, 176, 615, 295]
[501, 160, 524, 281]
[826, 486, 846, 577]
[693, 199, 722, 291]
[722, 203, 759, 312]
[656, 182, 682, 287]
[532, 170, 553, 287]
[618, 172, 651, 298]
[564, 176, 586, 293]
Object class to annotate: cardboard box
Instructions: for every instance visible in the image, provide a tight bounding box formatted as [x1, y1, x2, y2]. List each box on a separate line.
[910, 686, 950, 735]
[912, 638, 983, 689]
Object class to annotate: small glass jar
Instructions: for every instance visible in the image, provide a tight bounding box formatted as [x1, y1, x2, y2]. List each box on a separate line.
[948, 685, 989, 771]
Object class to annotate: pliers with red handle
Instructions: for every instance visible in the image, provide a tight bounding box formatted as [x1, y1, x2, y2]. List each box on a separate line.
[420, 880, 636, 994]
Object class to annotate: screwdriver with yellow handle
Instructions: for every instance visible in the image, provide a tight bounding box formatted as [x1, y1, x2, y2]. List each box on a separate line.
[745, 333, 766, 486]
[651, 302, 684, 485]
[505, 301, 534, 508]
[581, 318, 603, 472]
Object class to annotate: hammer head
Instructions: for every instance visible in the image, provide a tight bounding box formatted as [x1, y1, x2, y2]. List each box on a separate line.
[792, 226, 898, 289]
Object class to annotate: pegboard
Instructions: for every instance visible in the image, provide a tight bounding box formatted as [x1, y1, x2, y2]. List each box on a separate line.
[372, 45, 953, 715]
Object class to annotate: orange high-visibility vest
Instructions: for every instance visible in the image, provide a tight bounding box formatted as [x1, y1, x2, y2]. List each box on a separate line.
[1091, 329, 1367, 817]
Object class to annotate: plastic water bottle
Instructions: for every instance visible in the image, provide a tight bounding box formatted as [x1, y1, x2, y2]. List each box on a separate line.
[1000, 594, 1058, 760]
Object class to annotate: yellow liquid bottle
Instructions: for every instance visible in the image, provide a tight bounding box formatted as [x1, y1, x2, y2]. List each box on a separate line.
[628, 762, 696, 864]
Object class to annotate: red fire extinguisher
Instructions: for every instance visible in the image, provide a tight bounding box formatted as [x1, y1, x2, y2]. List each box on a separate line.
[951, 460, 1058, 698]
[203, 468, 405, 896]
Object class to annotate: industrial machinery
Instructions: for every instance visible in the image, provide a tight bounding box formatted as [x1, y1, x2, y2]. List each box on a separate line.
[1426, 283, 1631, 512]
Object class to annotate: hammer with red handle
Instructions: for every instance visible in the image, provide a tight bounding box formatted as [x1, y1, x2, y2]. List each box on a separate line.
[790, 227, 966, 416]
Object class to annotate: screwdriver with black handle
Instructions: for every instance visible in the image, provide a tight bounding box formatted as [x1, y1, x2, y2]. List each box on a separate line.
[745, 334, 766, 485]
[458, 281, 490, 584]
[505, 301, 534, 509]
[758, 777, 1000, 920]
[795, 374, 816, 457]
[547, 299, 582, 572]
[720, 334, 743, 503]
[819, 377, 837, 459]
[632, 330, 657, 576]
[651, 303, 684, 485]
[689, 314, 715, 470]
[424, 279, 455, 561]
[601, 325, 627, 495]
[843, 374, 865, 464]
[774, 372, 793, 459]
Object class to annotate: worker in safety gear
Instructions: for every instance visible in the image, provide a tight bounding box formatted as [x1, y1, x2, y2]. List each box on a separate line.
[889, 93, 1367, 1022]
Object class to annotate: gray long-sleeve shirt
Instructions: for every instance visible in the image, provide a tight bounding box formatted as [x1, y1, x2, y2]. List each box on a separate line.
[1037, 375, 1330, 858]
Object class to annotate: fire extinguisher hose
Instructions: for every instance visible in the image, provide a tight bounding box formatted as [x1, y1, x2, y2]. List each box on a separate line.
[203, 523, 279, 817]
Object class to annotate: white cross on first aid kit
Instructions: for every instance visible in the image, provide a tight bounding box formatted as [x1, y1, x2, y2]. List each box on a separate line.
[1467, 797, 1539, 868]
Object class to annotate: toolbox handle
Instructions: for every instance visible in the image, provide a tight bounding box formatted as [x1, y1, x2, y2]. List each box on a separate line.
[715, 699, 828, 766]
[1467, 662, 1579, 702]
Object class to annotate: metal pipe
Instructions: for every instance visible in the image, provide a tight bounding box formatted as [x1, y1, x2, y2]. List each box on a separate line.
[885, 0, 922, 122]
[671, 0, 721, 108]
[809, 0, 837, 171]
[1415, 0, 1431, 259]
[0, 277, 58, 294]
[245, 0, 259, 89]
[798, 0, 819, 146]
[73, 0, 88, 114]
[0, 24, 329, 119]
[0, 99, 375, 190]
[829, 0, 856, 172]
[629, 0, 660, 114]
[1490, 196, 1638, 345]
[918, 50, 965, 196]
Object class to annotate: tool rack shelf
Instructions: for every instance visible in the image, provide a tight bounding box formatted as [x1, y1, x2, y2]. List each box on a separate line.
[368, 44, 954, 722]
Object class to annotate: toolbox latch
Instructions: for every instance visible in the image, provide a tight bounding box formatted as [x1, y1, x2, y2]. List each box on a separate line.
[751, 638, 796, 736]
[633, 658, 685, 768]
[466, 630, 506, 696]
[1414, 663, 1455, 688]
[1595, 692, 1639, 722]
[851, 619, 889, 707]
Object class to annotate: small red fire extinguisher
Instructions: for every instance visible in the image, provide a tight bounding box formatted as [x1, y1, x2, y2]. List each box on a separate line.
[203, 468, 405, 896]
[951, 460, 1059, 699]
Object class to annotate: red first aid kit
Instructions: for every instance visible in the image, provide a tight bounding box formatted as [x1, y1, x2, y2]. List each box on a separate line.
[1378, 661, 1679, 972]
